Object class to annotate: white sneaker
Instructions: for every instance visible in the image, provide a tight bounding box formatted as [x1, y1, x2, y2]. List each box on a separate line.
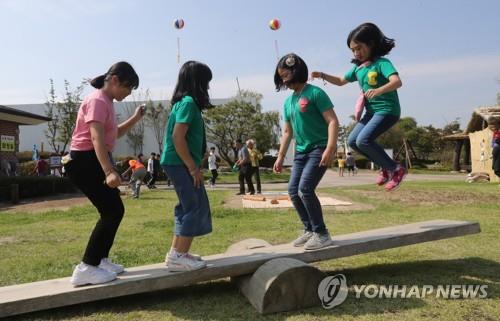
[99, 258, 125, 274]
[292, 230, 314, 247]
[304, 232, 334, 250]
[70, 262, 117, 286]
[165, 251, 202, 262]
[166, 253, 207, 272]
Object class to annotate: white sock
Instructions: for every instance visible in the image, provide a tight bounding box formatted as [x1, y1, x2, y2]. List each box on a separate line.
[169, 248, 185, 258]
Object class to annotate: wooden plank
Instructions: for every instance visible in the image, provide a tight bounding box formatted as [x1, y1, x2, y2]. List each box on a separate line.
[0, 219, 480, 318]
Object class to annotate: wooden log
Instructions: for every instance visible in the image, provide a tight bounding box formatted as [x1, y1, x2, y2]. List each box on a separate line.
[0, 220, 481, 318]
[233, 258, 325, 314]
[225, 238, 271, 255]
[242, 195, 266, 201]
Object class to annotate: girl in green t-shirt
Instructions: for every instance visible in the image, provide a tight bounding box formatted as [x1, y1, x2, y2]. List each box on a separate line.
[161, 61, 213, 272]
[273, 53, 339, 250]
[311, 22, 407, 192]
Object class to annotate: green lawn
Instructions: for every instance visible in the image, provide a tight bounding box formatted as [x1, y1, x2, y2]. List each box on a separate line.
[0, 180, 498, 320]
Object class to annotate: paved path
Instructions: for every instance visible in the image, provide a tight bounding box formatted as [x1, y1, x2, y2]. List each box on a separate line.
[202, 170, 466, 192]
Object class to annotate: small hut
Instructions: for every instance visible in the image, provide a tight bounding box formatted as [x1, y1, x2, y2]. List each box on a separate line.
[444, 106, 500, 183]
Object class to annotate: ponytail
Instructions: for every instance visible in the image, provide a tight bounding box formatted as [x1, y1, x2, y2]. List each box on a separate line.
[89, 61, 139, 90]
[90, 74, 107, 89]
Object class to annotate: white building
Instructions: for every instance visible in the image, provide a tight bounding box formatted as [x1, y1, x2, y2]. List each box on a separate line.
[7, 99, 229, 156]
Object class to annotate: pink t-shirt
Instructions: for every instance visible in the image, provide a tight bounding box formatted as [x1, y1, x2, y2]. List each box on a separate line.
[70, 90, 118, 151]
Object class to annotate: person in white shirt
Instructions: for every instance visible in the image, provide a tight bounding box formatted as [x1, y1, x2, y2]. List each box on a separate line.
[146, 152, 157, 189]
[208, 147, 218, 187]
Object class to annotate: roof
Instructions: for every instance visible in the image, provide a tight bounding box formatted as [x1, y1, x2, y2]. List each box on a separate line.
[443, 105, 500, 141]
[0, 105, 51, 125]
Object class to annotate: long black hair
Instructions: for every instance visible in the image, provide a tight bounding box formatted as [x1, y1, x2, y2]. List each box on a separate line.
[347, 23, 395, 65]
[90, 61, 139, 90]
[274, 53, 308, 92]
[171, 61, 213, 110]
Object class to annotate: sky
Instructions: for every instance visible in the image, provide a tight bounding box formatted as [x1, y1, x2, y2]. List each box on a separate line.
[0, 0, 499, 129]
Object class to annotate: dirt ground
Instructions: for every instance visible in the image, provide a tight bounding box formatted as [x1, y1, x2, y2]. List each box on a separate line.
[356, 189, 500, 206]
[0, 193, 90, 214]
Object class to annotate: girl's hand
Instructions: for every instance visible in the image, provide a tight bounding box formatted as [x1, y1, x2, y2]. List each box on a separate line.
[319, 148, 335, 167]
[190, 167, 203, 188]
[273, 156, 284, 173]
[134, 104, 146, 119]
[105, 171, 121, 188]
[365, 88, 382, 99]
[310, 71, 323, 80]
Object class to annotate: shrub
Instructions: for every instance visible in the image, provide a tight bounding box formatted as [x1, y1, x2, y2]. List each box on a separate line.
[0, 176, 78, 202]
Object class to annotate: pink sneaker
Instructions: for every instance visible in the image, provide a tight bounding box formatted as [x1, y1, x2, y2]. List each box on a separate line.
[375, 169, 391, 186]
[384, 165, 407, 191]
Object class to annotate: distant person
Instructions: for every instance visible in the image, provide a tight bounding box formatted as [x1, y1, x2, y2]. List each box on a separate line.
[123, 154, 147, 198]
[273, 53, 339, 250]
[247, 139, 263, 193]
[337, 157, 346, 177]
[208, 147, 218, 187]
[147, 152, 158, 189]
[345, 152, 356, 176]
[64, 61, 144, 286]
[33, 158, 48, 176]
[0, 159, 11, 176]
[311, 22, 406, 191]
[491, 121, 500, 178]
[234, 139, 254, 195]
[160, 61, 213, 272]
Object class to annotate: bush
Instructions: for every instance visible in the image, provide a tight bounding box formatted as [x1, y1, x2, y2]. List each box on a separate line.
[0, 176, 78, 202]
[16, 151, 51, 163]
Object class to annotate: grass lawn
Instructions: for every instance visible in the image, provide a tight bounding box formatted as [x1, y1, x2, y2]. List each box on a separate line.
[0, 180, 498, 320]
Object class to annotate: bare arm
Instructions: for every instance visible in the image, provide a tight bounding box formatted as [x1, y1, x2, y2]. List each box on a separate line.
[273, 122, 293, 173]
[319, 109, 339, 167]
[365, 74, 402, 99]
[89, 122, 121, 187]
[117, 104, 145, 138]
[311, 71, 349, 86]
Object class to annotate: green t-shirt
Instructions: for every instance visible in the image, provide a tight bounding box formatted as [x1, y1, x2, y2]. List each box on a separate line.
[160, 96, 205, 167]
[344, 57, 401, 116]
[283, 84, 334, 153]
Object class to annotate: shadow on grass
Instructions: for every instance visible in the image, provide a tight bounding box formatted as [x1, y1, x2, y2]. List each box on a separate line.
[9, 257, 499, 321]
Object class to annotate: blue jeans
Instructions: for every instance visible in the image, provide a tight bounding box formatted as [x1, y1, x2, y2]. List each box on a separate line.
[163, 165, 212, 237]
[348, 113, 399, 171]
[288, 147, 328, 234]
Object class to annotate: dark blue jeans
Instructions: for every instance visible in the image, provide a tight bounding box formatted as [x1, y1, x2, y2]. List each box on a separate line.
[288, 147, 328, 234]
[348, 113, 399, 171]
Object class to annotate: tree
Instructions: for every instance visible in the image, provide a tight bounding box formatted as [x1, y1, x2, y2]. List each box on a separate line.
[204, 90, 280, 166]
[44, 79, 60, 153]
[144, 99, 169, 154]
[58, 80, 85, 153]
[124, 101, 145, 155]
[43, 79, 85, 153]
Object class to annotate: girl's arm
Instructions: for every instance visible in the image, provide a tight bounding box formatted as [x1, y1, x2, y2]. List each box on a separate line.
[89, 122, 121, 188]
[172, 123, 203, 188]
[117, 104, 145, 138]
[273, 122, 293, 173]
[311, 71, 349, 86]
[365, 74, 402, 99]
[319, 109, 339, 167]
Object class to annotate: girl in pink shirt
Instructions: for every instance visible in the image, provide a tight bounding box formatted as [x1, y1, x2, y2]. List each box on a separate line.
[64, 61, 145, 286]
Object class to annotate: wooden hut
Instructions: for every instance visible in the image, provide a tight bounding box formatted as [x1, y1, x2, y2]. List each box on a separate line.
[444, 106, 500, 182]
